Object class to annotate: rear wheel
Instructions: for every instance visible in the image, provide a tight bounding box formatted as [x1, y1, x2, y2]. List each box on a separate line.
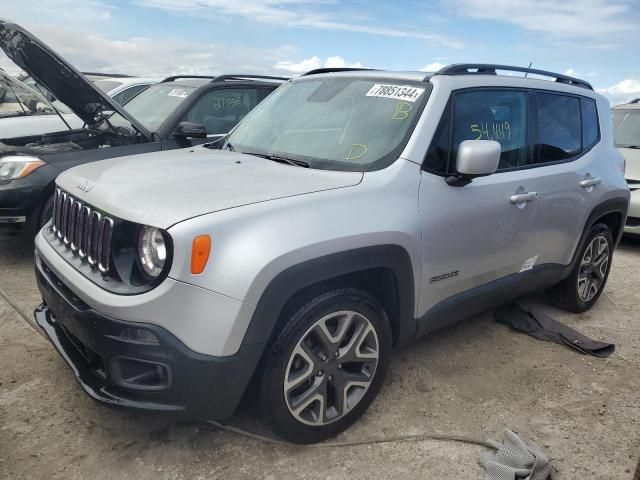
[547, 222, 613, 313]
[257, 288, 392, 443]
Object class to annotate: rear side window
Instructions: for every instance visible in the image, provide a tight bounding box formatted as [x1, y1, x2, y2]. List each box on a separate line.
[581, 98, 599, 150]
[536, 93, 581, 162]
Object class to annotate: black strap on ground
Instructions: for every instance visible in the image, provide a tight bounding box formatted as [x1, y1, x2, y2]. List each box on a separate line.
[495, 304, 615, 358]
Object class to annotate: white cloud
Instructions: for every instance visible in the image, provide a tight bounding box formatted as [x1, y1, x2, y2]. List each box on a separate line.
[564, 68, 576, 76]
[443, 0, 637, 45]
[419, 62, 447, 72]
[597, 79, 640, 106]
[274, 55, 362, 74]
[0, 25, 297, 77]
[138, 0, 464, 48]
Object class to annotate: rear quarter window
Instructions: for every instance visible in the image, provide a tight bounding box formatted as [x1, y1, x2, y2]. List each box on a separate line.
[581, 98, 599, 150]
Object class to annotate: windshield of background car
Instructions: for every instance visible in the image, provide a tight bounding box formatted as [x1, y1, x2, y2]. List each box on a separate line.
[612, 109, 640, 147]
[0, 74, 54, 116]
[227, 77, 430, 171]
[120, 83, 197, 132]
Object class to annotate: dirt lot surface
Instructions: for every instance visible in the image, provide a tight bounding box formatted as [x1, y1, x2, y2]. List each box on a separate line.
[1, 228, 639, 480]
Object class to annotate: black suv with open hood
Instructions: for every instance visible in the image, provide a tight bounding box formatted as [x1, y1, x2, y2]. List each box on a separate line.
[0, 19, 287, 232]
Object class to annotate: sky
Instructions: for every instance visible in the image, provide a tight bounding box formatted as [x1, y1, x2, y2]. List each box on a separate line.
[1, 0, 639, 105]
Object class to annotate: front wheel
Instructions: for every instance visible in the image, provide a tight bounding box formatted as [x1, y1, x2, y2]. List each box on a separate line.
[547, 222, 614, 313]
[257, 288, 392, 444]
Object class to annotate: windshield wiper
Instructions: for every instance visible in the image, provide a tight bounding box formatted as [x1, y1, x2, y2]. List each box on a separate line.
[243, 151, 309, 168]
[619, 145, 640, 149]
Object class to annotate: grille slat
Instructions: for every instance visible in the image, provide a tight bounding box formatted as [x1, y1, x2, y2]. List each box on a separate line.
[50, 188, 114, 274]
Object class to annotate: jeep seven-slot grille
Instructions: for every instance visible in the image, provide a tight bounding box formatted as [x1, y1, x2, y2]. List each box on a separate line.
[51, 188, 114, 273]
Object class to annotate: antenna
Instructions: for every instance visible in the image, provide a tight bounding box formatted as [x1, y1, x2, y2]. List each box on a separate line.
[524, 62, 533, 78]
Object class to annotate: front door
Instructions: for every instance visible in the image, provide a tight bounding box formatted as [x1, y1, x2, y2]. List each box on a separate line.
[417, 88, 543, 334]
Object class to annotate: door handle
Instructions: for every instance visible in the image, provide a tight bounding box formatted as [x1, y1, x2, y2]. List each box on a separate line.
[580, 177, 602, 188]
[510, 192, 538, 204]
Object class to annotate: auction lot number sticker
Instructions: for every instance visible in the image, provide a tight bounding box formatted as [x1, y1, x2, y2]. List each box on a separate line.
[366, 84, 425, 102]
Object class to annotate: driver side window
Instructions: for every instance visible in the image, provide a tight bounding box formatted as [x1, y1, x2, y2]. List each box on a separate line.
[184, 88, 258, 135]
[424, 90, 528, 173]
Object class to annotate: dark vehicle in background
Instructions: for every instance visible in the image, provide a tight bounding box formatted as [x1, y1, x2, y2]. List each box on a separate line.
[0, 19, 286, 231]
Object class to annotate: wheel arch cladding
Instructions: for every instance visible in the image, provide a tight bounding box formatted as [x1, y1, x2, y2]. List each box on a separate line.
[566, 197, 628, 276]
[241, 245, 416, 352]
[585, 198, 628, 247]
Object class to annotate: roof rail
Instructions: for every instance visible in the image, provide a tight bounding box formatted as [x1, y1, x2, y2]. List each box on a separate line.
[161, 75, 216, 83]
[435, 64, 593, 90]
[82, 72, 132, 78]
[210, 74, 289, 83]
[630, 98, 640, 104]
[301, 67, 377, 76]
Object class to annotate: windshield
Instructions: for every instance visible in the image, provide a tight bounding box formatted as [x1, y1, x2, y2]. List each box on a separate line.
[226, 77, 430, 171]
[119, 83, 197, 132]
[0, 73, 55, 117]
[613, 109, 640, 147]
[94, 79, 123, 93]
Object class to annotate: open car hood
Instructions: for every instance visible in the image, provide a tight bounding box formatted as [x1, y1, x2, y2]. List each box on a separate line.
[0, 19, 151, 139]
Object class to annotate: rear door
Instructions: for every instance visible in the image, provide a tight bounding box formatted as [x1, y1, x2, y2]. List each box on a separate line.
[520, 93, 602, 267]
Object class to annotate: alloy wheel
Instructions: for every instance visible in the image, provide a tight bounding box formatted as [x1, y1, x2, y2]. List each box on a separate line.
[283, 310, 379, 426]
[577, 235, 610, 303]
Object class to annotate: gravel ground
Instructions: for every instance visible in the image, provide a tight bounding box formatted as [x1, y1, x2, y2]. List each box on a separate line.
[1, 227, 639, 480]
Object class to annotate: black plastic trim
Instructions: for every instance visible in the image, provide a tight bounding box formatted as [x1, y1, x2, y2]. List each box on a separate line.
[417, 263, 565, 336]
[34, 256, 263, 419]
[436, 64, 593, 90]
[242, 245, 416, 348]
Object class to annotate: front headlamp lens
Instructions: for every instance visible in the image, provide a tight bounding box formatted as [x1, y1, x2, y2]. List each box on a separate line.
[0, 156, 46, 180]
[138, 226, 167, 277]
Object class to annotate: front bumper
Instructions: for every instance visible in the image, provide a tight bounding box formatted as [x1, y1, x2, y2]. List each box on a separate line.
[624, 186, 640, 235]
[34, 256, 263, 419]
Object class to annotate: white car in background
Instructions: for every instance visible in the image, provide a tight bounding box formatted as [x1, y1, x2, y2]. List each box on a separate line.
[1, 74, 158, 140]
[0, 70, 83, 138]
[612, 99, 640, 235]
[94, 77, 160, 105]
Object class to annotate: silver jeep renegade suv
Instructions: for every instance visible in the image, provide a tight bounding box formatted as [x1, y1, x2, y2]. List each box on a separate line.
[33, 64, 629, 443]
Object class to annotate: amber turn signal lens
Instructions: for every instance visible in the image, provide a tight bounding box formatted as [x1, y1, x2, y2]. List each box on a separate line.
[191, 235, 211, 274]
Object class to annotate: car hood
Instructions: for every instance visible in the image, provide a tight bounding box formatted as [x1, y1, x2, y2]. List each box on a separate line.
[619, 147, 640, 181]
[0, 19, 151, 139]
[0, 113, 83, 140]
[56, 148, 363, 229]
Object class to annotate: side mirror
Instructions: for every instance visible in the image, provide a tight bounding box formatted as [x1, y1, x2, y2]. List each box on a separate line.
[446, 140, 501, 186]
[174, 121, 207, 139]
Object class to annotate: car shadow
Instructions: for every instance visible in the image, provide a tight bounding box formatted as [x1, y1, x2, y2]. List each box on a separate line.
[618, 234, 640, 251]
[0, 226, 35, 266]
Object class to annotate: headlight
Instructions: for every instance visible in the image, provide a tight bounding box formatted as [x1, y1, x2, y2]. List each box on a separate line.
[138, 226, 167, 277]
[0, 155, 46, 180]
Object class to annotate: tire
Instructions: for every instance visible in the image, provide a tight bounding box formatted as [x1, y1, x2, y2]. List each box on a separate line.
[546, 222, 614, 313]
[24, 195, 54, 240]
[257, 288, 392, 444]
